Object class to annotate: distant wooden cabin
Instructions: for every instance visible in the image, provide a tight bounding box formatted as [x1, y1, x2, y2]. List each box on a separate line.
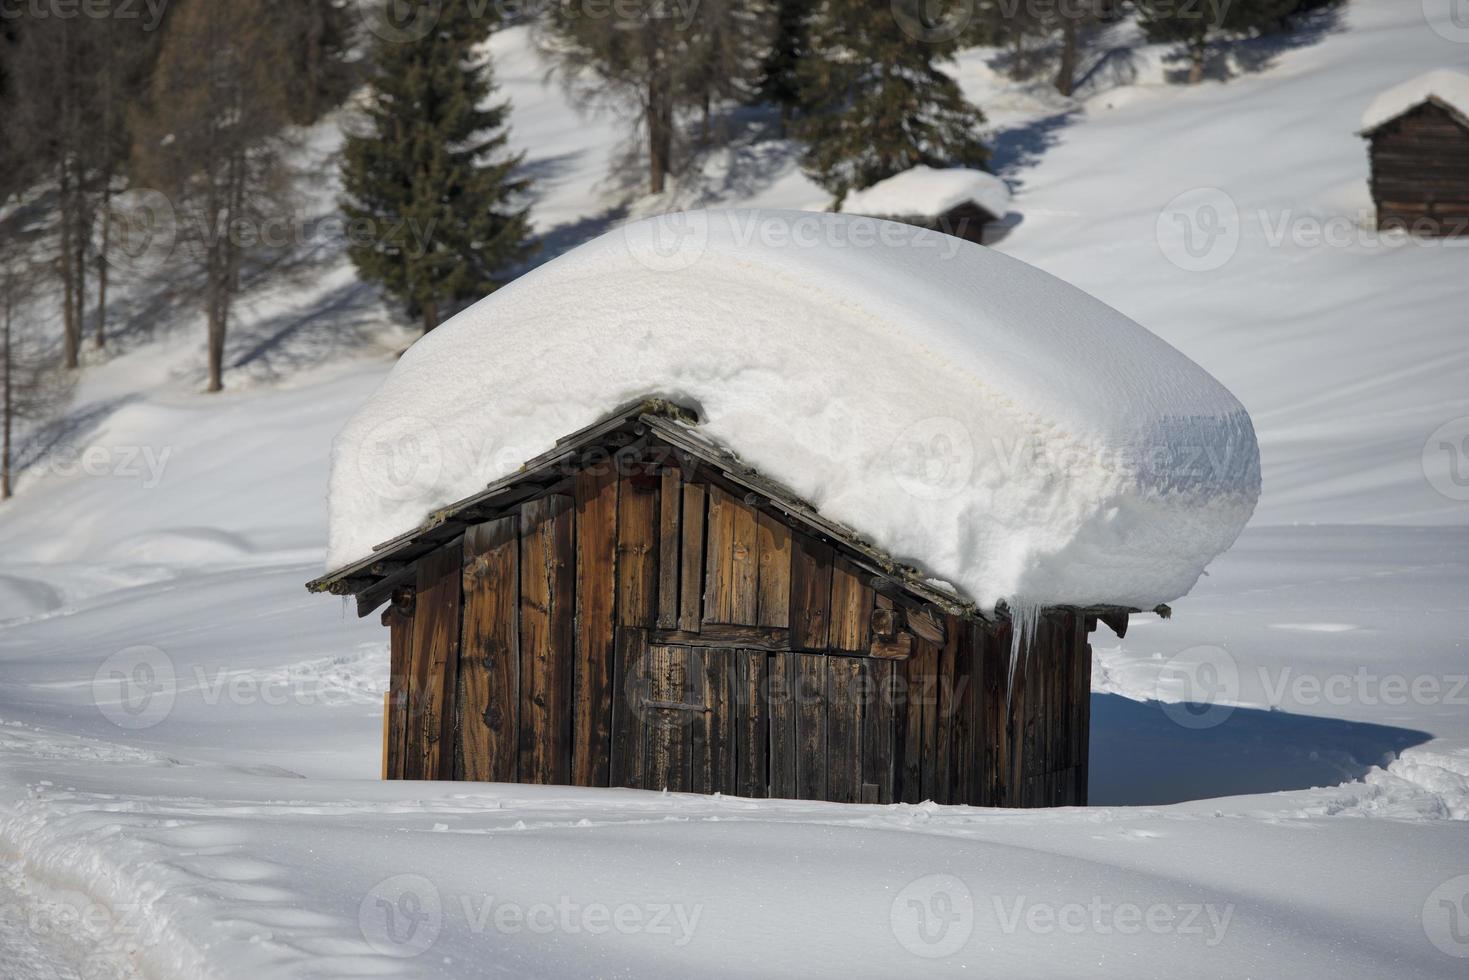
[840, 167, 1013, 246]
[1359, 71, 1469, 237]
[309, 402, 1142, 808]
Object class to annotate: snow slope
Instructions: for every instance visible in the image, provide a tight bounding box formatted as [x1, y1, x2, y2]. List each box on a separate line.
[0, 2, 1466, 977]
[326, 210, 1260, 611]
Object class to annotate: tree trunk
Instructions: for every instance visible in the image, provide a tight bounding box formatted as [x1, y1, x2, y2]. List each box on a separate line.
[74, 208, 87, 355]
[96, 190, 109, 350]
[1055, 15, 1079, 96]
[2, 298, 11, 500]
[421, 296, 439, 335]
[59, 164, 79, 370]
[206, 278, 225, 393]
[646, 81, 671, 196]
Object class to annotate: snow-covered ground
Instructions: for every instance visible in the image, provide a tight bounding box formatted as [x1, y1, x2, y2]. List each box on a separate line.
[0, 2, 1466, 976]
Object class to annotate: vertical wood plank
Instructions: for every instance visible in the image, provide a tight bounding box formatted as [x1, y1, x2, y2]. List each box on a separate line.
[728, 496, 759, 625]
[691, 647, 734, 795]
[573, 468, 618, 786]
[458, 517, 519, 783]
[981, 625, 1006, 807]
[677, 483, 707, 632]
[919, 639, 944, 801]
[795, 654, 827, 800]
[829, 559, 874, 653]
[826, 657, 863, 804]
[610, 626, 648, 787]
[789, 533, 833, 650]
[1076, 615, 1092, 806]
[645, 645, 692, 792]
[408, 538, 464, 781]
[898, 640, 931, 802]
[657, 470, 681, 630]
[755, 512, 792, 628]
[954, 622, 981, 806]
[735, 650, 769, 797]
[861, 658, 894, 804]
[617, 476, 658, 628]
[519, 495, 574, 785]
[702, 486, 735, 623]
[767, 652, 798, 799]
[931, 629, 958, 804]
[384, 601, 414, 780]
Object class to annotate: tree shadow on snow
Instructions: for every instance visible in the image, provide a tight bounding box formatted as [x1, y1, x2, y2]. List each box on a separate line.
[988, 110, 1083, 185]
[1161, 5, 1347, 85]
[1088, 692, 1430, 806]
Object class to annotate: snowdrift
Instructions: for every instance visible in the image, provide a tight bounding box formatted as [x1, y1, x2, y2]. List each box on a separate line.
[327, 210, 1259, 611]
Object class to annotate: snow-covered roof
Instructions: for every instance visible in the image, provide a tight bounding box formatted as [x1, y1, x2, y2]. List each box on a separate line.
[1360, 69, 1469, 133]
[840, 166, 1012, 222]
[326, 210, 1259, 611]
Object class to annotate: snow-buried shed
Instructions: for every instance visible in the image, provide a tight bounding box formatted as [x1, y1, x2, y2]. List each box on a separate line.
[840, 165, 1013, 245]
[309, 210, 1259, 808]
[1359, 70, 1469, 237]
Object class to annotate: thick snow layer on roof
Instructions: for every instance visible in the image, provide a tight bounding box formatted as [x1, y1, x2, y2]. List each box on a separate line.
[841, 166, 1012, 221]
[1361, 69, 1469, 132]
[327, 210, 1259, 611]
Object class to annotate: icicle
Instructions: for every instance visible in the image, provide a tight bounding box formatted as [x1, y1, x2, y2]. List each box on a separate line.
[1004, 597, 1041, 708]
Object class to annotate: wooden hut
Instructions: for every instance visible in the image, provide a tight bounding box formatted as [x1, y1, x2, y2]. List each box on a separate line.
[839, 166, 1013, 246]
[1359, 70, 1469, 237]
[309, 400, 1144, 808]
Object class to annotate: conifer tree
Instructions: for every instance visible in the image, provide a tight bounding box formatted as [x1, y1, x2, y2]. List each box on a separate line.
[341, 4, 533, 334]
[796, 0, 989, 205]
[757, 0, 813, 134]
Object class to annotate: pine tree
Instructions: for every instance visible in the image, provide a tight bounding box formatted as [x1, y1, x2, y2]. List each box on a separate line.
[757, 0, 813, 134]
[342, 4, 534, 334]
[796, 0, 989, 205]
[1137, 0, 1300, 84]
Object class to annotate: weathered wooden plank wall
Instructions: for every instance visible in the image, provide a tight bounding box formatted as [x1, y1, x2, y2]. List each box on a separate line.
[378, 449, 1096, 806]
[1368, 102, 1469, 234]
